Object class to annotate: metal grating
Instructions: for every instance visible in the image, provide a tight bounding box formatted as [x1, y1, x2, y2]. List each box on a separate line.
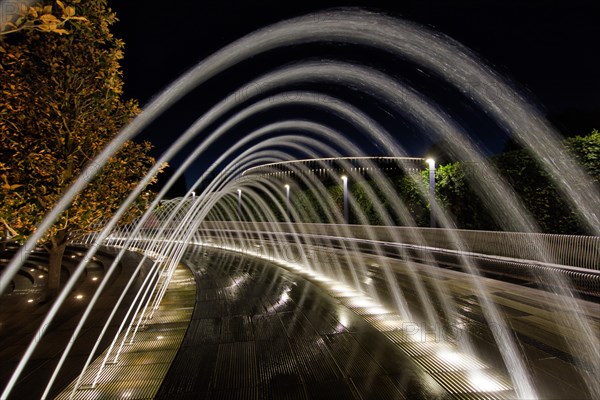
[207, 385, 262, 400]
[112, 349, 178, 366]
[363, 314, 407, 332]
[279, 312, 319, 339]
[194, 300, 226, 318]
[121, 336, 182, 353]
[148, 309, 194, 324]
[54, 264, 195, 400]
[432, 370, 512, 396]
[252, 314, 287, 341]
[304, 380, 360, 400]
[220, 315, 254, 342]
[324, 333, 387, 378]
[156, 344, 219, 398]
[268, 258, 520, 400]
[81, 361, 172, 385]
[227, 297, 267, 316]
[198, 288, 222, 301]
[288, 338, 343, 383]
[256, 339, 302, 387]
[183, 318, 222, 345]
[415, 353, 488, 374]
[351, 375, 408, 400]
[212, 341, 258, 390]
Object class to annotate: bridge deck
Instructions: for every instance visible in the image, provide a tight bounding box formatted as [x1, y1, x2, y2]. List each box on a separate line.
[156, 244, 598, 399]
[9, 242, 596, 399]
[156, 247, 445, 400]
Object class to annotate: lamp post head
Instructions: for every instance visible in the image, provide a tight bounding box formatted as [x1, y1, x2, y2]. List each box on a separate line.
[237, 189, 242, 194]
[341, 175, 348, 181]
[284, 184, 290, 189]
[425, 158, 435, 168]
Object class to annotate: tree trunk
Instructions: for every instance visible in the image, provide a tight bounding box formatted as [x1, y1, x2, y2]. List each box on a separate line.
[47, 234, 67, 300]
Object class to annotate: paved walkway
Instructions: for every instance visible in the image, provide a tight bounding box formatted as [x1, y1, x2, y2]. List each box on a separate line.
[5, 242, 595, 399]
[157, 246, 452, 400]
[0, 247, 155, 399]
[55, 263, 195, 399]
[156, 244, 598, 399]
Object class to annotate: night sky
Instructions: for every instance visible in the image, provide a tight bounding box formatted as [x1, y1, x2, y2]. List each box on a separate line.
[108, 0, 599, 186]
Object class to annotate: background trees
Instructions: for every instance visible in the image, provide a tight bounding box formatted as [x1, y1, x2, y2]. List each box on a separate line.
[239, 130, 598, 234]
[432, 130, 598, 233]
[0, 0, 159, 298]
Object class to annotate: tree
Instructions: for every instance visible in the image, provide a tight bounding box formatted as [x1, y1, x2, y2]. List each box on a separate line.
[0, 0, 160, 298]
[565, 129, 600, 182]
[492, 149, 581, 233]
[434, 162, 496, 230]
[0, 1, 86, 39]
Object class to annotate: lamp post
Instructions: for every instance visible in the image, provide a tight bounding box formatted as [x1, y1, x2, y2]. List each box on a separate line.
[284, 184, 290, 220]
[341, 175, 349, 224]
[237, 189, 242, 220]
[426, 159, 436, 228]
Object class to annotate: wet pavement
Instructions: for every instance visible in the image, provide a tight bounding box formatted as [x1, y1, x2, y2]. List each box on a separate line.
[4, 240, 597, 399]
[0, 246, 155, 399]
[55, 263, 195, 400]
[158, 246, 468, 400]
[158, 243, 599, 400]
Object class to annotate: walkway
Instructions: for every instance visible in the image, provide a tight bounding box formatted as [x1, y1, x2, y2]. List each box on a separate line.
[156, 244, 598, 399]
[157, 246, 451, 400]
[6, 241, 593, 399]
[55, 263, 195, 399]
[0, 247, 155, 399]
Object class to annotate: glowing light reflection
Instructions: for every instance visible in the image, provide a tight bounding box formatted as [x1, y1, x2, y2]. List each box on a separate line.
[349, 297, 377, 308]
[469, 370, 507, 392]
[380, 319, 403, 330]
[200, 241, 514, 396]
[366, 306, 389, 315]
[438, 349, 465, 365]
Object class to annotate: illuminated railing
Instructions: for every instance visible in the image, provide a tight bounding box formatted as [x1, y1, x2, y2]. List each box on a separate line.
[197, 221, 600, 271]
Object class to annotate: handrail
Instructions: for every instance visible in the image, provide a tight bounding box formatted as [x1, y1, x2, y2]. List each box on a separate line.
[197, 222, 600, 270]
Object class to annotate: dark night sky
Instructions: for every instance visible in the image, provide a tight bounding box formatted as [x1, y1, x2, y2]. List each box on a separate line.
[108, 0, 599, 185]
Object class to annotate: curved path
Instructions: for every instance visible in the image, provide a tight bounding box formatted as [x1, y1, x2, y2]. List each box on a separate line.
[8, 239, 593, 399]
[0, 246, 155, 399]
[156, 244, 599, 400]
[55, 261, 195, 399]
[157, 245, 444, 400]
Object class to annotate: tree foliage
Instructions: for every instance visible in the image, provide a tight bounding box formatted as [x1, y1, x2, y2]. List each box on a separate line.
[251, 130, 599, 234]
[434, 163, 497, 230]
[0, 0, 160, 295]
[0, 0, 86, 40]
[565, 129, 600, 182]
[491, 129, 599, 234]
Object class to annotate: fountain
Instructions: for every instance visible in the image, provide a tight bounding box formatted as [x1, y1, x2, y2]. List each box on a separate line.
[0, 9, 598, 400]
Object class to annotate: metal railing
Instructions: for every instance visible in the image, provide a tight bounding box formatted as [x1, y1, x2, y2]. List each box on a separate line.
[198, 221, 600, 271]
